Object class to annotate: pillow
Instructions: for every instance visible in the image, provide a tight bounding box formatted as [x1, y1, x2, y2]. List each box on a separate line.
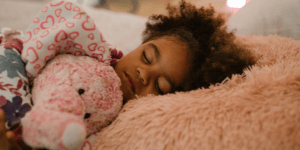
[83, 6, 147, 55]
[0, 1, 58, 32]
[93, 35, 300, 149]
[227, 0, 300, 40]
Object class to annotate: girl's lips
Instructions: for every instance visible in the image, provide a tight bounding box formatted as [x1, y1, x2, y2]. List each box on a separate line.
[125, 72, 135, 93]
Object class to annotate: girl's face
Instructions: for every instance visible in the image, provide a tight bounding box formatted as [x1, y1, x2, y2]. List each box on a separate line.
[114, 36, 190, 103]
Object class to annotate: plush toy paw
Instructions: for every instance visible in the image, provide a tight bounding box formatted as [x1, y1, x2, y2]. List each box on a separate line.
[62, 123, 86, 150]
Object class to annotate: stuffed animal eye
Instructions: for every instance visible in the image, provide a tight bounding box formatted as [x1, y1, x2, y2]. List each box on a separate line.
[78, 89, 85, 95]
[84, 113, 91, 119]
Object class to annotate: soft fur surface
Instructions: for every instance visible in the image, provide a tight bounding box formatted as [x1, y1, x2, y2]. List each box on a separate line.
[93, 35, 300, 150]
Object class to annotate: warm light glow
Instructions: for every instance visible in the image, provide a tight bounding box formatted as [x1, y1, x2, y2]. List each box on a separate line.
[226, 0, 246, 8]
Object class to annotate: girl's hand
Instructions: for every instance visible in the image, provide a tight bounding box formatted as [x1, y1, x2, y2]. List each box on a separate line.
[0, 109, 22, 150]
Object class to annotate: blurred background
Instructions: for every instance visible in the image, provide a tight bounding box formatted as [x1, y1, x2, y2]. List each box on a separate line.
[6, 0, 298, 53]
[0, 0, 250, 17]
[0, 0, 253, 52]
[90, 0, 251, 16]
[70, 0, 250, 16]
[79, 0, 249, 16]
[0, 0, 252, 32]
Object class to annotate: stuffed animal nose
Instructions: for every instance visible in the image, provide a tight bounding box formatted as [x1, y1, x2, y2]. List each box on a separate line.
[84, 113, 91, 119]
[78, 89, 85, 95]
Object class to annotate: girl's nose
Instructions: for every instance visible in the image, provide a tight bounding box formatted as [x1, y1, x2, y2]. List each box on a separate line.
[137, 67, 151, 85]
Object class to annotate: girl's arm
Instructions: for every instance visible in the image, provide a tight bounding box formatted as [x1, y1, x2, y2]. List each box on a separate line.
[0, 110, 22, 150]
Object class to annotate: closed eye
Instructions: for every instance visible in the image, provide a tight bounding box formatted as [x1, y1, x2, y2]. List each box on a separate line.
[143, 51, 150, 64]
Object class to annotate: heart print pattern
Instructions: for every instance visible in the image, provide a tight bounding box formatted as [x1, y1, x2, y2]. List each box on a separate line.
[22, 0, 112, 77]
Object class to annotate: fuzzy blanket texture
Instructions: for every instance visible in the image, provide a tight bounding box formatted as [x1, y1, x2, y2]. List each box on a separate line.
[93, 35, 300, 150]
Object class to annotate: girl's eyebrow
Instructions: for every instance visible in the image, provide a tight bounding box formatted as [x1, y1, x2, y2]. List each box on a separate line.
[149, 43, 160, 59]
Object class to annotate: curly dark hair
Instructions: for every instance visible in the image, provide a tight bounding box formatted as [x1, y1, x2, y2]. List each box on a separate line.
[142, 0, 255, 92]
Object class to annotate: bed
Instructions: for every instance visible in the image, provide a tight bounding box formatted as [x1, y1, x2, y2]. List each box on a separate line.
[1, 0, 299, 149]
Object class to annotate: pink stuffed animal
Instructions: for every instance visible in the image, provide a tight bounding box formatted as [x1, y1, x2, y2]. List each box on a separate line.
[21, 54, 123, 150]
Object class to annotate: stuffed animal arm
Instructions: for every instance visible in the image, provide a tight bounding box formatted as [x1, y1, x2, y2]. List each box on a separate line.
[21, 54, 123, 150]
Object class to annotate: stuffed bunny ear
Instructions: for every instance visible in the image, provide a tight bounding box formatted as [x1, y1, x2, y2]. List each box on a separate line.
[21, 0, 111, 77]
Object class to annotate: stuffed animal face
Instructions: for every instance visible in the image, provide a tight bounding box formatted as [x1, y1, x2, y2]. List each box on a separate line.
[31, 54, 123, 135]
[70, 57, 123, 134]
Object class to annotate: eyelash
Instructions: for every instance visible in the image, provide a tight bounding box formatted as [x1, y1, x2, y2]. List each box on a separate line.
[156, 80, 163, 95]
[143, 51, 150, 64]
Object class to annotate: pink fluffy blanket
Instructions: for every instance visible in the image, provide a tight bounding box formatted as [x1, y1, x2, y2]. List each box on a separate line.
[92, 35, 300, 150]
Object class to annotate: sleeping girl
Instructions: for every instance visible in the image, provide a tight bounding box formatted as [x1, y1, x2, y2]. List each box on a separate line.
[0, 0, 254, 149]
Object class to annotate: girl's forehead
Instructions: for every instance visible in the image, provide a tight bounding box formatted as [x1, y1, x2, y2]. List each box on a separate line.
[150, 37, 190, 63]
[148, 37, 190, 86]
